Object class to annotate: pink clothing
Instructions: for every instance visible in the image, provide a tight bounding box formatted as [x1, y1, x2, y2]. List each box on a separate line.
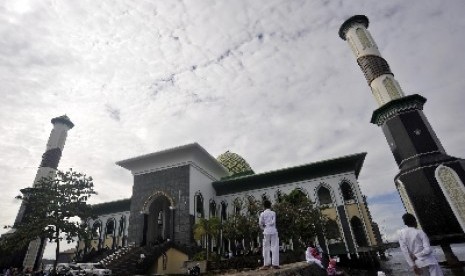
[327, 259, 337, 275]
[305, 247, 323, 268]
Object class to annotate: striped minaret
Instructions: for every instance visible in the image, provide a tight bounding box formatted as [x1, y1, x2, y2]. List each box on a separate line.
[14, 115, 74, 270]
[339, 15, 405, 106]
[339, 15, 465, 247]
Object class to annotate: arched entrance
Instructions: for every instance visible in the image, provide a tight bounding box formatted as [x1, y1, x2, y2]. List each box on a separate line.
[141, 192, 175, 246]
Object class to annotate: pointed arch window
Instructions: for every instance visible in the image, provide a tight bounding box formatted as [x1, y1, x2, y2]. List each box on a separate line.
[275, 190, 283, 203]
[209, 200, 217, 218]
[261, 193, 269, 204]
[221, 201, 228, 221]
[246, 195, 259, 216]
[341, 182, 355, 202]
[288, 188, 308, 205]
[233, 197, 243, 214]
[118, 215, 126, 236]
[92, 221, 102, 239]
[195, 192, 204, 218]
[317, 186, 332, 205]
[105, 219, 115, 237]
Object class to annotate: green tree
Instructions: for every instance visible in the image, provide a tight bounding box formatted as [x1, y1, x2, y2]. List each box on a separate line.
[221, 213, 241, 246]
[242, 196, 261, 251]
[193, 217, 221, 260]
[3, 169, 96, 271]
[274, 189, 329, 249]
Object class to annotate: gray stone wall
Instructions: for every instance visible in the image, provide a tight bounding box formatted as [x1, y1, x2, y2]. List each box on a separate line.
[127, 165, 192, 246]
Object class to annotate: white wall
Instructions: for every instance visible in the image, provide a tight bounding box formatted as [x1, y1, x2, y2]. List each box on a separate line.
[189, 164, 218, 219]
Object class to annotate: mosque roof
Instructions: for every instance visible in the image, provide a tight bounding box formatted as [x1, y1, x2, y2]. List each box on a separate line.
[90, 198, 131, 216]
[217, 151, 254, 179]
[116, 143, 229, 178]
[212, 152, 367, 196]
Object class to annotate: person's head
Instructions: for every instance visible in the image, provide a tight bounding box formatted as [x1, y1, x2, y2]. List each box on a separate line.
[263, 200, 272, 209]
[402, 213, 418, 228]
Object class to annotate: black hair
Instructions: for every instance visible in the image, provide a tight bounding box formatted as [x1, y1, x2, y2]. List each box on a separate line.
[263, 200, 272, 209]
[402, 213, 418, 228]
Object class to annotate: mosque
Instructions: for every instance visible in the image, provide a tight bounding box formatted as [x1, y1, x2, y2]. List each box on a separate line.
[77, 142, 381, 273]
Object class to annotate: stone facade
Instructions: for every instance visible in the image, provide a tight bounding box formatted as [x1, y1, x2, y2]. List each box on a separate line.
[128, 165, 191, 246]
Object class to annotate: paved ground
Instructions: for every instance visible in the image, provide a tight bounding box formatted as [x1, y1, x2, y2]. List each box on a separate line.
[209, 261, 328, 276]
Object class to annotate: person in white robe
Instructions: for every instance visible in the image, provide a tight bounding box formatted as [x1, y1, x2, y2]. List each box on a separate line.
[398, 213, 443, 276]
[258, 200, 280, 269]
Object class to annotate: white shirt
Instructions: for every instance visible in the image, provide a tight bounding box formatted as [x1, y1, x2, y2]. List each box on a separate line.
[398, 226, 438, 268]
[305, 248, 323, 268]
[259, 209, 277, 234]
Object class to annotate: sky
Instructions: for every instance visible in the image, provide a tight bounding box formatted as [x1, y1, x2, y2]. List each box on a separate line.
[1, 0, 465, 259]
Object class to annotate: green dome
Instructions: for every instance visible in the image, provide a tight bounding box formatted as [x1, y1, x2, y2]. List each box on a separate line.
[217, 151, 254, 177]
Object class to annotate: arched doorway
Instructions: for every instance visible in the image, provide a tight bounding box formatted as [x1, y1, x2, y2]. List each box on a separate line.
[142, 194, 174, 246]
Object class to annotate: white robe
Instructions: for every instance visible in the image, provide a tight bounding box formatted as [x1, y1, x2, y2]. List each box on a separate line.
[259, 209, 279, 266]
[398, 227, 443, 276]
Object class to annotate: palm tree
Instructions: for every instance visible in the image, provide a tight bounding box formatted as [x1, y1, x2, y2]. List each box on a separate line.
[193, 217, 221, 260]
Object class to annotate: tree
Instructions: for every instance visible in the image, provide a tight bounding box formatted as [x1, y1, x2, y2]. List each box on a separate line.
[242, 196, 261, 251]
[274, 189, 329, 249]
[193, 217, 221, 260]
[3, 169, 96, 271]
[221, 213, 241, 248]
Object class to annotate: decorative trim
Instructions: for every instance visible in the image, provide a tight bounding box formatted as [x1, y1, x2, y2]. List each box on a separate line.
[141, 191, 175, 214]
[355, 28, 373, 50]
[358, 54, 393, 86]
[435, 165, 465, 232]
[371, 94, 427, 126]
[395, 180, 422, 230]
[383, 77, 401, 99]
[40, 148, 62, 169]
[337, 205, 356, 253]
[399, 150, 441, 166]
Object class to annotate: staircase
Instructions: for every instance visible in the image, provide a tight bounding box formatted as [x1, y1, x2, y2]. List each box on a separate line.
[104, 246, 147, 276]
[104, 242, 201, 276]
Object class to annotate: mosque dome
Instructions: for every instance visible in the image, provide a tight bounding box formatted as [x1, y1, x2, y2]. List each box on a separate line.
[217, 151, 254, 177]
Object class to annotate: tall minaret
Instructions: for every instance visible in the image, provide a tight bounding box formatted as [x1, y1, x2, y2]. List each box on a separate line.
[339, 15, 465, 247]
[14, 115, 74, 270]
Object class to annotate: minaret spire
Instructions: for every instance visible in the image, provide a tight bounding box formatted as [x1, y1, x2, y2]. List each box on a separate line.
[339, 15, 465, 251]
[13, 115, 74, 270]
[339, 15, 405, 106]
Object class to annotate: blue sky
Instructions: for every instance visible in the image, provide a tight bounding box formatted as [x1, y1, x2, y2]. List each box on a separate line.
[1, 0, 464, 258]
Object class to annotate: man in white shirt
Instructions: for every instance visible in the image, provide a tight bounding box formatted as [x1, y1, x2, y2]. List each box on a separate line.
[398, 213, 443, 276]
[258, 200, 279, 269]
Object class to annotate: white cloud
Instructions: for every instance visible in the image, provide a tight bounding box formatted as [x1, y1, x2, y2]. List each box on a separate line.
[1, 0, 464, 258]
